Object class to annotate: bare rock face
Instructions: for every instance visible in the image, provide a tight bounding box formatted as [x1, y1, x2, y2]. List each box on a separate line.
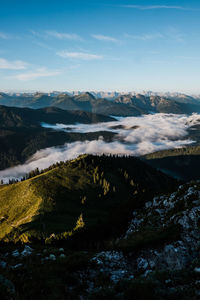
[91, 251, 134, 283]
[121, 183, 200, 273]
[82, 181, 200, 293]
[21, 245, 33, 257]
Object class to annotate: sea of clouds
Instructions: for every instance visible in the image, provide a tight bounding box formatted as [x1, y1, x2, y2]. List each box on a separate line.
[0, 113, 200, 182]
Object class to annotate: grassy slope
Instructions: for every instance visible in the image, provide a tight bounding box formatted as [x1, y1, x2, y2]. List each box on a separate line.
[0, 155, 176, 243]
[0, 179, 42, 239]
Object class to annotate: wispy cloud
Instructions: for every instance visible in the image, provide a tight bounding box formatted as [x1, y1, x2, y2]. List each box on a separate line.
[31, 30, 82, 41]
[45, 30, 82, 41]
[120, 5, 190, 10]
[125, 27, 184, 43]
[91, 34, 119, 43]
[0, 58, 28, 70]
[124, 33, 163, 41]
[32, 40, 54, 51]
[167, 27, 184, 42]
[12, 67, 61, 81]
[0, 32, 10, 39]
[30, 30, 44, 38]
[57, 51, 103, 60]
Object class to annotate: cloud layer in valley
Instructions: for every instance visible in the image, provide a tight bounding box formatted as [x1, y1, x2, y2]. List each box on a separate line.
[1, 113, 200, 182]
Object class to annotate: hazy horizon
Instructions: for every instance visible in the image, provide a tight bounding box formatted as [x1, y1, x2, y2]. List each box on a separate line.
[2, 89, 200, 97]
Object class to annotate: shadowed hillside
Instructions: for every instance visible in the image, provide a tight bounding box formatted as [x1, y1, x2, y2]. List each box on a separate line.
[0, 105, 114, 128]
[0, 106, 115, 170]
[0, 155, 176, 244]
[144, 146, 200, 181]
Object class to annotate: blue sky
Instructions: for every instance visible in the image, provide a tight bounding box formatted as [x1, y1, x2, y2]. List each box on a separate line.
[0, 0, 200, 93]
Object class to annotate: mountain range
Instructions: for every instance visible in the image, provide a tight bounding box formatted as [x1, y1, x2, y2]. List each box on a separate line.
[1, 91, 200, 116]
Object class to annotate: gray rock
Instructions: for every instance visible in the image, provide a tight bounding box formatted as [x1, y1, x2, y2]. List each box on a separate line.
[49, 254, 56, 261]
[11, 263, 23, 269]
[137, 257, 149, 271]
[144, 270, 153, 277]
[177, 214, 190, 229]
[149, 260, 156, 269]
[21, 245, 33, 257]
[155, 208, 165, 216]
[12, 250, 20, 257]
[145, 201, 152, 209]
[153, 197, 160, 207]
[125, 217, 144, 237]
[60, 254, 66, 259]
[110, 270, 128, 283]
[178, 185, 184, 191]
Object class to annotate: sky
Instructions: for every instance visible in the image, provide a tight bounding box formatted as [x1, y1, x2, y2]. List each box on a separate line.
[0, 0, 200, 93]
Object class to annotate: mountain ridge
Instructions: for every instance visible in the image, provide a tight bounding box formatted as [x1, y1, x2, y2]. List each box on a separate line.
[0, 104, 114, 128]
[1, 92, 200, 116]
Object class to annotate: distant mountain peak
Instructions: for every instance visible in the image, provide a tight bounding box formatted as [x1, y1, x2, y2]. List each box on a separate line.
[74, 92, 96, 101]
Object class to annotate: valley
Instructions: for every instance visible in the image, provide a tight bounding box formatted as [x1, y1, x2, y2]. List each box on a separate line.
[0, 100, 200, 180]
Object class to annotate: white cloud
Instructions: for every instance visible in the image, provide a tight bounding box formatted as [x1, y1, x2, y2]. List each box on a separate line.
[30, 30, 44, 38]
[121, 5, 189, 10]
[125, 33, 163, 41]
[57, 51, 103, 60]
[31, 30, 83, 41]
[45, 30, 82, 41]
[91, 34, 119, 43]
[13, 67, 61, 81]
[1, 113, 200, 182]
[125, 28, 184, 43]
[41, 113, 200, 145]
[0, 58, 28, 70]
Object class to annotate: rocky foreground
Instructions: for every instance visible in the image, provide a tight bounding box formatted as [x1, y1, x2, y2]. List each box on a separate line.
[1, 182, 200, 299]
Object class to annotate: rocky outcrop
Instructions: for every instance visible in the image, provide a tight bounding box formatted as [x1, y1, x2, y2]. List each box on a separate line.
[88, 182, 200, 287]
